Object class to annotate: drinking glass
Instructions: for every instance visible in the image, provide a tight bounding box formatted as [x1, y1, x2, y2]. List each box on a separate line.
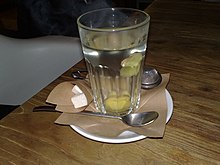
[77, 8, 150, 116]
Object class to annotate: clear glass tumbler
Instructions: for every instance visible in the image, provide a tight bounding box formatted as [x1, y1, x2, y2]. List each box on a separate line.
[77, 8, 150, 116]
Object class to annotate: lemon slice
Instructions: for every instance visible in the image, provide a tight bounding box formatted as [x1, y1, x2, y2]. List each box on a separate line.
[121, 53, 142, 67]
[104, 95, 131, 112]
[120, 65, 141, 77]
[120, 53, 143, 77]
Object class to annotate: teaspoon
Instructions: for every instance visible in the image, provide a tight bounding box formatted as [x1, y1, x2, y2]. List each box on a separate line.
[33, 106, 158, 127]
[78, 110, 159, 127]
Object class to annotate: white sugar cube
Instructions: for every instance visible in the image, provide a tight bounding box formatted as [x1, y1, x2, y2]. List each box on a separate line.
[72, 85, 82, 94]
[71, 93, 87, 108]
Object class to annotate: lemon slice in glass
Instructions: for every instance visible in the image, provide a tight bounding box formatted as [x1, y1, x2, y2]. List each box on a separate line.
[120, 53, 142, 77]
[104, 95, 131, 113]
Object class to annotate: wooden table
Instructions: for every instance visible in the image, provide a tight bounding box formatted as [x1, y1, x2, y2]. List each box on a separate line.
[1, 0, 220, 164]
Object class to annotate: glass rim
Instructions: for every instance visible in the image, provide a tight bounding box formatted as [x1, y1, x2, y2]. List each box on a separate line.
[77, 8, 150, 32]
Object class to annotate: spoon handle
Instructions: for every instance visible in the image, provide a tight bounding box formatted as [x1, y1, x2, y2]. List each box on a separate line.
[79, 110, 121, 120]
[33, 106, 121, 119]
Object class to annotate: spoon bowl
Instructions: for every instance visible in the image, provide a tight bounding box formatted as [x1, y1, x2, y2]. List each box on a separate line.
[121, 111, 159, 126]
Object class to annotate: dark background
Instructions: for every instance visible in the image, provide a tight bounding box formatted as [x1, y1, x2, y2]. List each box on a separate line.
[0, 0, 152, 37]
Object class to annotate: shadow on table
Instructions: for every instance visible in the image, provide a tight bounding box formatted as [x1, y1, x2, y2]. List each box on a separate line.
[0, 104, 19, 120]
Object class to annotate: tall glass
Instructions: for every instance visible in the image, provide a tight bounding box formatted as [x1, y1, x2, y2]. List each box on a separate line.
[77, 8, 150, 116]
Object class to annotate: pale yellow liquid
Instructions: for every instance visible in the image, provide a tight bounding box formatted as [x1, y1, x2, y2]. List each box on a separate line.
[83, 43, 146, 116]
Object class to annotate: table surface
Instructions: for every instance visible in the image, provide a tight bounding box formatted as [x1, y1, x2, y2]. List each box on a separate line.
[1, 0, 220, 164]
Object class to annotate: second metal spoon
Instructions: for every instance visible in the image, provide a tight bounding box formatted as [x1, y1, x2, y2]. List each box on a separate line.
[72, 66, 162, 89]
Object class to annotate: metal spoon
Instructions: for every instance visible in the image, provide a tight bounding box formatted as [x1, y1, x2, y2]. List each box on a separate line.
[72, 66, 162, 89]
[78, 110, 159, 127]
[33, 106, 158, 127]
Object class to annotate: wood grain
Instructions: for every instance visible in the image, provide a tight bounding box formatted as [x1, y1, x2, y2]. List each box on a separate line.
[1, 0, 220, 164]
